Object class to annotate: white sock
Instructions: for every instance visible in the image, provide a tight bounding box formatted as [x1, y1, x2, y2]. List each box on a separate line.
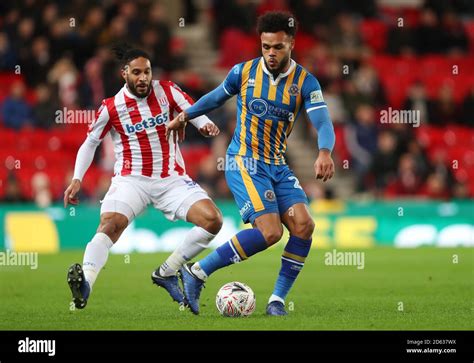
[82, 232, 114, 289]
[159, 226, 215, 277]
[268, 294, 285, 305]
[191, 262, 208, 281]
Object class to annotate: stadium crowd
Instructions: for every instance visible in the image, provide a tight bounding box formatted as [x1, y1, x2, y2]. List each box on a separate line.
[1, 0, 473, 207]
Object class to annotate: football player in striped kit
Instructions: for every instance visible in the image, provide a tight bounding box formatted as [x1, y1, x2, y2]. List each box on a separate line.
[167, 12, 336, 316]
[64, 45, 222, 309]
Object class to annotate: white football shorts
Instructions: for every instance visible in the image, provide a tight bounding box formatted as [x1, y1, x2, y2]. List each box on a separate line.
[100, 174, 211, 222]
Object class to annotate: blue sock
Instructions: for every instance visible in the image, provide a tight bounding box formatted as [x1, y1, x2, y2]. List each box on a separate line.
[271, 235, 312, 302]
[199, 228, 268, 277]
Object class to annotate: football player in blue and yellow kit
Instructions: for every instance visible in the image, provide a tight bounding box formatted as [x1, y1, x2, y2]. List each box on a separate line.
[167, 11, 335, 316]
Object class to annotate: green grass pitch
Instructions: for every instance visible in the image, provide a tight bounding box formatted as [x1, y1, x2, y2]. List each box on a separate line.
[0, 247, 472, 330]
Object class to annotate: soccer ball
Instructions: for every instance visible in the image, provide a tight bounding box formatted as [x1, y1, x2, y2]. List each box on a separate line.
[215, 281, 256, 317]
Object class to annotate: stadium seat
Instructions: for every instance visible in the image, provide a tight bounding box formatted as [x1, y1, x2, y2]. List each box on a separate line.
[293, 31, 317, 59]
[218, 29, 258, 68]
[464, 20, 474, 53]
[360, 20, 388, 53]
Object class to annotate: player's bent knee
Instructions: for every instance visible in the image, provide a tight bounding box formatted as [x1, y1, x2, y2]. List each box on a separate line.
[97, 213, 128, 242]
[292, 218, 315, 240]
[262, 227, 283, 246]
[201, 208, 223, 235]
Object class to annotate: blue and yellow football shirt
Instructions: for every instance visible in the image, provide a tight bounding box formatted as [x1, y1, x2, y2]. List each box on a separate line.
[222, 57, 327, 165]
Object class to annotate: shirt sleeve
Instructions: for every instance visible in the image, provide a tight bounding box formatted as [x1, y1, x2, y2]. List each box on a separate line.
[301, 73, 335, 151]
[87, 100, 111, 142]
[73, 100, 110, 181]
[168, 82, 213, 129]
[222, 63, 243, 96]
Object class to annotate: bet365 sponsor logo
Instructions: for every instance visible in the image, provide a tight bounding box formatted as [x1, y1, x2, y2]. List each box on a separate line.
[18, 337, 55, 356]
[125, 112, 169, 134]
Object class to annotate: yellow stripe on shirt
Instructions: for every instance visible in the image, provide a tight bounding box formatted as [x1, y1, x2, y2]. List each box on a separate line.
[273, 121, 285, 165]
[250, 115, 259, 159]
[238, 60, 253, 155]
[263, 119, 272, 163]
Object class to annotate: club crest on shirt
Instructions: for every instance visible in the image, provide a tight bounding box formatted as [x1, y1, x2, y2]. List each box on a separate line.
[288, 84, 300, 96]
[158, 97, 168, 106]
[264, 190, 275, 202]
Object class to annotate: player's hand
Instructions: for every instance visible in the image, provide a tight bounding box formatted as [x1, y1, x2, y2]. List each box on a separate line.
[166, 111, 188, 142]
[63, 179, 81, 207]
[314, 149, 335, 182]
[199, 122, 220, 137]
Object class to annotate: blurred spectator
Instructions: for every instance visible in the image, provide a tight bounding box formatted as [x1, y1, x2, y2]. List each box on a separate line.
[369, 130, 399, 192]
[341, 80, 372, 123]
[416, 9, 444, 54]
[80, 56, 105, 109]
[429, 149, 455, 187]
[31, 172, 53, 208]
[145, 2, 172, 71]
[452, 181, 470, 199]
[406, 139, 430, 180]
[213, 0, 257, 36]
[0, 32, 17, 70]
[429, 84, 459, 125]
[299, 44, 332, 85]
[33, 83, 59, 129]
[290, 0, 333, 34]
[385, 153, 423, 197]
[403, 82, 431, 125]
[323, 81, 348, 124]
[2, 173, 27, 203]
[48, 18, 78, 65]
[258, 0, 290, 15]
[12, 17, 35, 62]
[345, 104, 378, 190]
[441, 11, 468, 55]
[330, 13, 364, 67]
[48, 57, 79, 109]
[22, 36, 52, 87]
[78, 7, 106, 62]
[352, 62, 387, 109]
[460, 86, 474, 127]
[419, 172, 451, 200]
[386, 25, 417, 56]
[1, 82, 33, 130]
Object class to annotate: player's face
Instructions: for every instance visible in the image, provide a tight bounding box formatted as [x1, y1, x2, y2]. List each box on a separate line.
[122, 57, 152, 98]
[260, 31, 294, 75]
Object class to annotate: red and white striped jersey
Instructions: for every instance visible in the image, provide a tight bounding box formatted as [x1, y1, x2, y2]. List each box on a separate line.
[86, 80, 210, 179]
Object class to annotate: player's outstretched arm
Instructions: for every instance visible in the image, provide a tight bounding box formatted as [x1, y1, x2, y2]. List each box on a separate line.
[166, 84, 232, 141]
[63, 136, 100, 207]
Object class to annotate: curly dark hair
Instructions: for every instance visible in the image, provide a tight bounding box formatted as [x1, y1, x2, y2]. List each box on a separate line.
[111, 42, 150, 69]
[256, 11, 298, 37]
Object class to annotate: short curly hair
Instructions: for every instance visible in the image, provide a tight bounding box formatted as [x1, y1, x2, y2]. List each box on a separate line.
[256, 11, 298, 37]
